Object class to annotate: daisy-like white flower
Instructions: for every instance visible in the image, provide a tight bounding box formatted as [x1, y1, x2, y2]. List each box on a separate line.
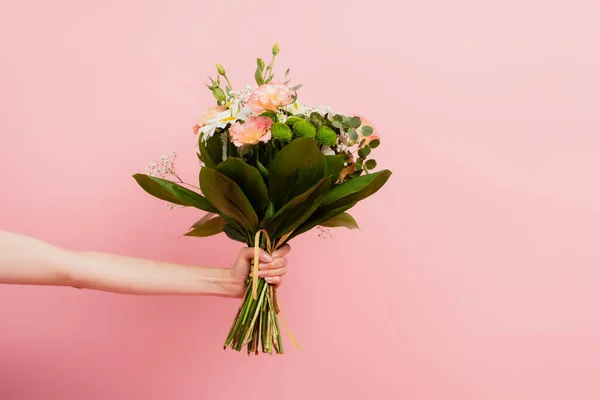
[288, 101, 306, 115]
[196, 101, 252, 141]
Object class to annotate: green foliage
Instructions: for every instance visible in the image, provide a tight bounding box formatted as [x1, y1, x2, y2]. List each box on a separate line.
[324, 154, 344, 185]
[264, 176, 331, 239]
[364, 159, 377, 170]
[309, 112, 327, 129]
[185, 215, 225, 237]
[271, 122, 293, 141]
[316, 126, 338, 146]
[268, 137, 325, 209]
[216, 158, 269, 216]
[199, 167, 259, 233]
[321, 169, 392, 210]
[320, 212, 359, 230]
[361, 125, 374, 136]
[369, 139, 380, 149]
[292, 120, 316, 139]
[132, 174, 217, 212]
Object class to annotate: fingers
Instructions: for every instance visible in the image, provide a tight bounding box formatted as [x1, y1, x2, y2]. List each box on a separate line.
[258, 257, 288, 277]
[272, 244, 291, 259]
[264, 276, 282, 287]
[237, 247, 273, 263]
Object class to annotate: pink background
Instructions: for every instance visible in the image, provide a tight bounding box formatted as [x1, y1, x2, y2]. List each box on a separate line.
[1, 0, 600, 399]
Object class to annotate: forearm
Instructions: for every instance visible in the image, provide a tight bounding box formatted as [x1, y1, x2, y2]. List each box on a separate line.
[72, 251, 242, 297]
[0, 231, 243, 297]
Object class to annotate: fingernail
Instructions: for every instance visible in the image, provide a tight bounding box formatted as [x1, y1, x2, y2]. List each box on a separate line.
[265, 277, 274, 282]
[258, 270, 268, 277]
[259, 263, 268, 269]
[261, 253, 273, 262]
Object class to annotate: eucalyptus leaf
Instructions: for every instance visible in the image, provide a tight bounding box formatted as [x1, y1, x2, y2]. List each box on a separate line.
[369, 139, 380, 149]
[364, 159, 377, 169]
[348, 116, 362, 129]
[184, 215, 226, 237]
[348, 128, 358, 141]
[199, 167, 259, 233]
[319, 212, 359, 230]
[132, 174, 217, 212]
[268, 137, 326, 209]
[361, 126, 373, 136]
[216, 157, 269, 215]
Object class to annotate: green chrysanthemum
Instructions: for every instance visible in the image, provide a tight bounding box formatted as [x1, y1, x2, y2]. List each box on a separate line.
[285, 116, 304, 126]
[316, 126, 338, 146]
[271, 122, 292, 141]
[292, 120, 316, 138]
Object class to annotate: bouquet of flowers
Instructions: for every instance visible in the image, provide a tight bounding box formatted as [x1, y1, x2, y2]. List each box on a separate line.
[132, 43, 392, 355]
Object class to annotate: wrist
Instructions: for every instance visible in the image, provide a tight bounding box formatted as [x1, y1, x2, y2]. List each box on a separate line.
[217, 268, 245, 298]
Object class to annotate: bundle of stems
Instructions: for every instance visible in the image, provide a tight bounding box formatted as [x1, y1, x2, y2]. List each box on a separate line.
[223, 273, 283, 354]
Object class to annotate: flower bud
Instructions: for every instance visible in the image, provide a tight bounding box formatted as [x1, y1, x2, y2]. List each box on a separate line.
[272, 42, 280, 55]
[216, 63, 226, 75]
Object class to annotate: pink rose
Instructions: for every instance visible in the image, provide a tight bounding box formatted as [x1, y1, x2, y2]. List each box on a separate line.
[247, 83, 295, 113]
[193, 105, 227, 134]
[229, 116, 273, 147]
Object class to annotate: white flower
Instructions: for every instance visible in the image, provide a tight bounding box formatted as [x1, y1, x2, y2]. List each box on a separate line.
[321, 146, 335, 156]
[198, 102, 252, 142]
[308, 104, 335, 117]
[288, 101, 306, 115]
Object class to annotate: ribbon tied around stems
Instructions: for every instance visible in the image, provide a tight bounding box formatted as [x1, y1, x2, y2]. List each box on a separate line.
[252, 229, 302, 350]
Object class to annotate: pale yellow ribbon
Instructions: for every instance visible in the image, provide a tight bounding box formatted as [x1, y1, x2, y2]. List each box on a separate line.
[252, 229, 302, 350]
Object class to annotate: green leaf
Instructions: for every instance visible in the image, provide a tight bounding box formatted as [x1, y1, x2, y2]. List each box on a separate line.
[320, 169, 392, 210]
[348, 128, 358, 141]
[216, 157, 269, 216]
[256, 159, 269, 178]
[348, 116, 362, 129]
[199, 167, 259, 233]
[132, 174, 217, 212]
[369, 139, 380, 149]
[358, 146, 371, 159]
[199, 140, 216, 168]
[223, 224, 247, 243]
[184, 215, 226, 237]
[361, 126, 373, 136]
[309, 112, 326, 128]
[291, 84, 303, 91]
[364, 159, 377, 169]
[325, 154, 344, 184]
[290, 201, 357, 239]
[319, 212, 359, 230]
[268, 137, 326, 209]
[264, 176, 331, 239]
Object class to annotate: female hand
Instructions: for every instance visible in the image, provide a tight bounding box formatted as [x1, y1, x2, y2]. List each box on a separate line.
[229, 244, 291, 295]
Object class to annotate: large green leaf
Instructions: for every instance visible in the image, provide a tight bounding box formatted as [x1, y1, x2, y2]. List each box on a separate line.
[319, 212, 359, 230]
[223, 224, 248, 243]
[199, 167, 258, 233]
[268, 137, 326, 209]
[184, 215, 225, 237]
[324, 154, 344, 185]
[264, 176, 331, 239]
[321, 169, 392, 210]
[216, 158, 269, 216]
[290, 201, 358, 239]
[132, 174, 217, 212]
[198, 131, 223, 168]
